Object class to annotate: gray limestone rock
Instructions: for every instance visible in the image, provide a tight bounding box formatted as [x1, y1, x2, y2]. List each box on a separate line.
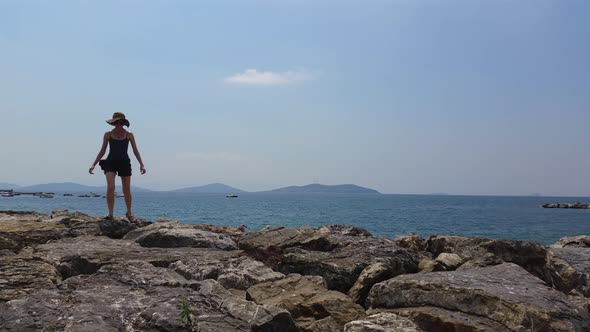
[170, 255, 285, 290]
[0, 255, 61, 301]
[280, 237, 419, 293]
[123, 220, 237, 250]
[434, 252, 464, 270]
[247, 273, 366, 332]
[31, 236, 243, 279]
[344, 313, 425, 332]
[546, 247, 590, 296]
[551, 235, 590, 248]
[367, 263, 590, 331]
[425, 235, 548, 280]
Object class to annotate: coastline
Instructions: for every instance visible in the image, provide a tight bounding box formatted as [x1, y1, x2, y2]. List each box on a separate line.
[1, 209, 589, 331]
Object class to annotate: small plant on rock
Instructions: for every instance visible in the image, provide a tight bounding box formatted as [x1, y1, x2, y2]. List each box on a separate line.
[178, 298, 198, 332]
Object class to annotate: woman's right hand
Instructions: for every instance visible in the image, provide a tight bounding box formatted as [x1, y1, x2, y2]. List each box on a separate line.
[89, 165, 95, 174]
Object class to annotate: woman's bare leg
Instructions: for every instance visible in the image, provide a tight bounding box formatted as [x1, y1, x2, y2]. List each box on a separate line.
[105, 172, 116, 217]
[121, 176, 132, 217]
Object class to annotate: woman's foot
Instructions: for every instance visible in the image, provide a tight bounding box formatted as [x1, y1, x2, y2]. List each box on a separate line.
[103, 215, 114, 221]
[126, 212, 137, 223]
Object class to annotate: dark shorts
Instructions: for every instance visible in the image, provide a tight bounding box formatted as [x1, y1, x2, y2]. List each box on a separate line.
[99, 159, 132, 177]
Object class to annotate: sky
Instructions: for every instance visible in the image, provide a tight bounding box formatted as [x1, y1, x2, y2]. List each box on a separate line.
[0, 0, 589, 196]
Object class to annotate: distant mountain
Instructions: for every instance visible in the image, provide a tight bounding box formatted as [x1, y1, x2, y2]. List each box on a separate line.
[170, 183, 246, 193]
[18, 182, 152, 193]
[0, 183, 21, 189]
[266, 184, 380, 194]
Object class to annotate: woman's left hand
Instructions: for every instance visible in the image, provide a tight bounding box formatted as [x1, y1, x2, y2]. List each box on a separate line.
[140, 165, 146, 174]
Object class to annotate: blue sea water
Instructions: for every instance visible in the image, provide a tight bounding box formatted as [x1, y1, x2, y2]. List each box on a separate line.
[1, 192, 589, 245]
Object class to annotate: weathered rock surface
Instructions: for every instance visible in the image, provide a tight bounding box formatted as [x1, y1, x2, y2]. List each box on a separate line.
[0, 255, 61, 301]
[0, 210, 146, 252]
[0, 278, 297, 332]
[280, 237, 419, 293]
[123, 220, 238, 250]
[551, 235, 590, 248]
[434, 252, 463, 270]
[247, 273, 366, 331]
[426, 235, 548, 280]
[393, 234, 427, 252]
[546, 247, 590, 297]
[170, 255, 285, 290]
[30, 236, 242, 279]
[344, 312, 425, 332]
[367, 263, 590, 331]
[383, 307, 513, 332]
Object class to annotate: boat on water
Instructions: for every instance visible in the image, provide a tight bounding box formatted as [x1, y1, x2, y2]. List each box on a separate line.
[226, 194, 238, 198]
[78, 194, 91, 197]
[115, 192, 125, 198]
[1, 193, 14, 197]
[39, 194, 54, 198]
[63, 193, 73, 196]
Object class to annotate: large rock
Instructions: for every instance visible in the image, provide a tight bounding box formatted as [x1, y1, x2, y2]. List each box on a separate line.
[247, 273, 366, 331]
[551, 236, 590, 248]
[31, 236, 243, 279]
[123, 220, 237, 250]
[0, 278, 297, 331]
[344, 312, 425, 332]
[0, 210, 147, 252]
[170, 255, 285, 290]
[367, 263, 590, 331]
[384, 307, 513, 332]
[546, 247, 590, 296]
[237, 225, 373, 269]
[280, 237, 419, 293]
[426, 235, 548, 280]
[0, 255, 61, 301]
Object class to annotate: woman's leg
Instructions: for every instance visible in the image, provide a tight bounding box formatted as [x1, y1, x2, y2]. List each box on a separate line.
[121, 176, 132, 217]
[105, 172, 116, 217]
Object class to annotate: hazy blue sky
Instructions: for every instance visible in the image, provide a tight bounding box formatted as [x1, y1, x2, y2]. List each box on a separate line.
[1, 0, 589, 195]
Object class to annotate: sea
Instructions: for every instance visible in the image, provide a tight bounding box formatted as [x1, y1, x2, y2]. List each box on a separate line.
[1, 192, 589, 245]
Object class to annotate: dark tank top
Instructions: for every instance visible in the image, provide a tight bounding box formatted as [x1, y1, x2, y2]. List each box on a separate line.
[106, 133, 130, 161]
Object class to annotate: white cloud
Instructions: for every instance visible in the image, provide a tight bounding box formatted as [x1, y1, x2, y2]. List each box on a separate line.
[224, 68, 314, 85]
[175, 152, 244, 162]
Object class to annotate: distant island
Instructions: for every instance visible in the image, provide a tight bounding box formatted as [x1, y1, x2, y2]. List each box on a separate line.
[0, 182, 380, 194]
[264, 184, 380, 194]
[170, 183, 245, 194]
[0, 182, 151, 193]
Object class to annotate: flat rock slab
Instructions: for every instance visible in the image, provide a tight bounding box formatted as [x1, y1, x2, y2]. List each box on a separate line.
[0, 279, 297, 332]
[247, 273, 366, 332]
[31, 236, 243, 279]
[0, 256, 61, 301]
[546, 247, 590, 296]
[123, 220, 237, 250]
[367, 263, 590, 331]
[0, 210, 147, 251]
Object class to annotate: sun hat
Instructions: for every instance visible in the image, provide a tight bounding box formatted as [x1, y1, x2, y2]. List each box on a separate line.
[106, 112, 130, 127]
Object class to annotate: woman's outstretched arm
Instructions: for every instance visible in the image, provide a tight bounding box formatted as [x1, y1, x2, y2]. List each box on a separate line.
[128, 132, 146, 174]
[89, 132, 109, 174]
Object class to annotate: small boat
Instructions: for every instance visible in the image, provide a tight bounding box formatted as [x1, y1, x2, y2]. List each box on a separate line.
[90, 193, 101, 197]
[63, 193, 73, 196]
[115, 192, 125, 198]
[226, 194, 238, 198]
[39, 194, 54, 198]
[78, 194, 91, 198]
[1, 193, 14, 197]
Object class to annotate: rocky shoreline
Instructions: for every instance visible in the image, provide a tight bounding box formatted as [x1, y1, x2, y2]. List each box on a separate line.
[0, 210, 589, 331]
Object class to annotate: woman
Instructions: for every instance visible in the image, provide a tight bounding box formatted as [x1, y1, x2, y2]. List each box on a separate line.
[89, 112, 146, 221]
